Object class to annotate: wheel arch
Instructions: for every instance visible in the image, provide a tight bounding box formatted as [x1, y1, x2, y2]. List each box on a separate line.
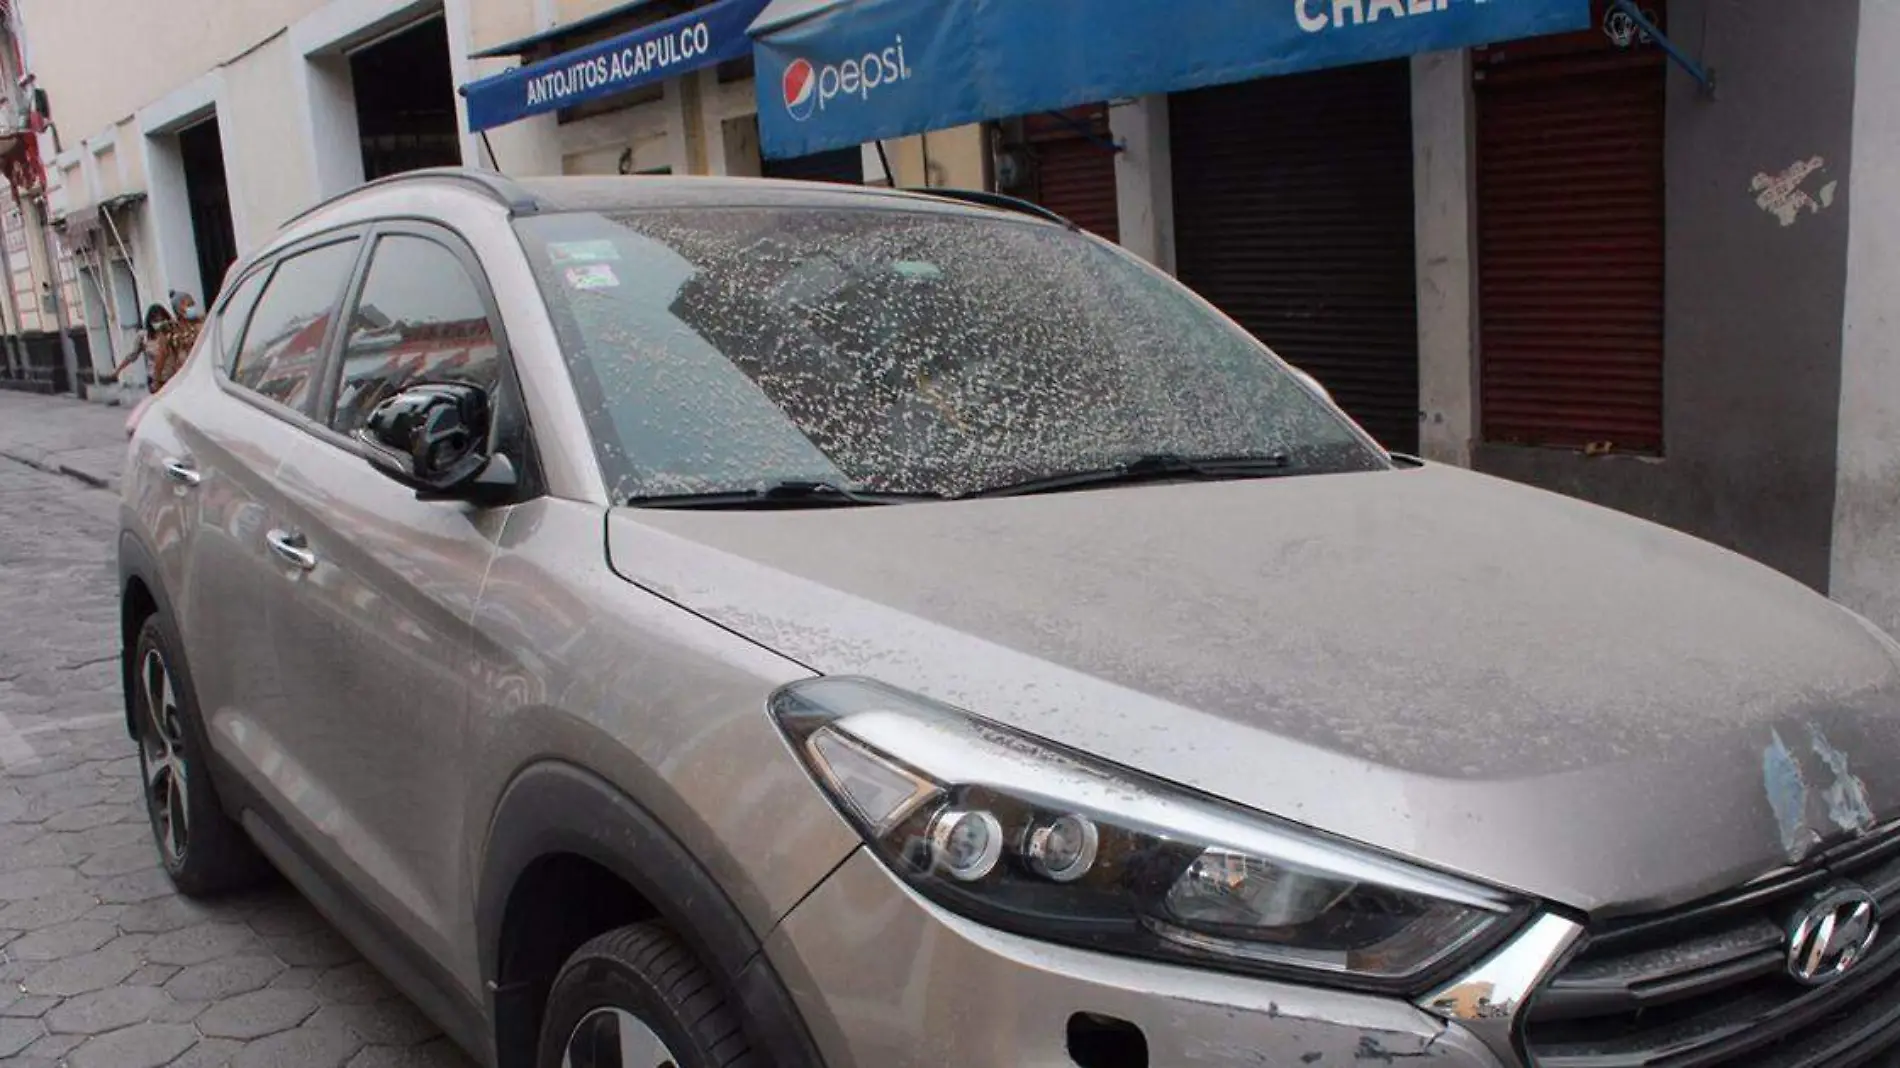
[478, 760, 825, 1068]
[117, 530, 173, 739]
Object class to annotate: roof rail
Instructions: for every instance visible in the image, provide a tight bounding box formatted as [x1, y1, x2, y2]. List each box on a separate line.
[279, 167, 544, 232]
[901, 187, 1075, 228]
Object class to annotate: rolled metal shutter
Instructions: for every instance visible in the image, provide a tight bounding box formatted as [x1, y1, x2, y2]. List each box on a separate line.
[1024, 107, 1120, 241]
[1170, 62, 1420, 453]
[1475, 3, 1666, 453]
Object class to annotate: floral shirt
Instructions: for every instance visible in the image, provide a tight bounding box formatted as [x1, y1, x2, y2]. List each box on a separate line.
[150, 319, 202, 392]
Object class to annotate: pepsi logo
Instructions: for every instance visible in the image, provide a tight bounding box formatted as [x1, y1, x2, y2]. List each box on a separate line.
[783, 58, 816, 121]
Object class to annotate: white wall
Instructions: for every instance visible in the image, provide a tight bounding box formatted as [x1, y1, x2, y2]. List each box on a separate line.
[1109, 96, 1175, 271]
[1411, 49, 1478, 467]
[1831, 0, 1900, 637]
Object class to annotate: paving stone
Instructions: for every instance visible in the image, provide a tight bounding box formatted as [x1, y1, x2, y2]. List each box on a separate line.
[52, 821, 152, 859]
[168, 1037, 245, 1068]
[148, 997, 207, 1023]
[64, 1021, 198, 1068]
[198, 987, 321, 1039]
[0, 1015, 44, 1057]
[5, 919, 120, 961]
[164, 955, 286, 1001]
[246, 899, 327, 938]
[118, 897, 221, 934]
[44, 804, 129, 833]
[308, 999, 437, 1046]
[21, 945, 143, 996]
[80, 841, 162, 878]
[124, 963, 180, 986]
[314, 962, 397, 1005]
[92, 868, 176, 904]
[143, 923, 260, 967]
[0, 887, 101, 930]
[344, 1038, 472, 1068]
[0, 834, 65, 872]
[229, 1022, 365, 1068]
[0, 865, 80, 901]
[20, 1030, 85, 1061]
[272, 966, 323, 990]
[45, 984, 173, 1034]
[0, 994, 59, 1018]
[268, 928, 358, 968]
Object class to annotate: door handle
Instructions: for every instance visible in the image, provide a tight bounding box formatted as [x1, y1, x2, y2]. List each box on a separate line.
[265, 529, 318, 571]
[160, 457, 201, 486]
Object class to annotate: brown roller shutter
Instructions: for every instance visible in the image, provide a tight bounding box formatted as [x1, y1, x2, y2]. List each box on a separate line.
[1170, 62, 1420, 453]
[1024, 106, 1120, 241]
[1475, 2, 1665, 453]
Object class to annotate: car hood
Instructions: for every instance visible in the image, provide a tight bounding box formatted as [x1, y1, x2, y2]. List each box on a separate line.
[606, 463, 1900, 917]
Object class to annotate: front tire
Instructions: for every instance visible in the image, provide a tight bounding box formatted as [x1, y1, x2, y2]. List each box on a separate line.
[131, 615, 266, 896]
[537, 923, 757, 1068]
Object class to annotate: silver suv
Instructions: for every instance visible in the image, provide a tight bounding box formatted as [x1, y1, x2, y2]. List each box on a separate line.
[119, 169, 1900, 1068]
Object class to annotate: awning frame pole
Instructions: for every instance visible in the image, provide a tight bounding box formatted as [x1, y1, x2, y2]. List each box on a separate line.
[1039, 110, 1124, 154]
[100, 206, 142, 312]
[1611, 0, 1715, 96]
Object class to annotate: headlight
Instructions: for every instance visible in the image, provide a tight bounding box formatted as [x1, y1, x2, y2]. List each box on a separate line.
[773, 678, 1528, 994]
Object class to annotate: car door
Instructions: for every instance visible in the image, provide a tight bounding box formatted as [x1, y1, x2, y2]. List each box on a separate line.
[262, 222, 523, 969]
[171, 237, 365, 784]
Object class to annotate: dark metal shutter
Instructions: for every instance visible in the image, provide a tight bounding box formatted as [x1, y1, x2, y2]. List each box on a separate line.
[1023, 106, 1120, 241]
[763, 146, 864, 184]
[1475, 2, 1665, 453]
[1170, 62, 1419, 453]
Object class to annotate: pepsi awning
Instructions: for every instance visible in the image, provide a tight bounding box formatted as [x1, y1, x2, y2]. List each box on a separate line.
[462, 0, 770, 133]
[750, 0, 1591, 160]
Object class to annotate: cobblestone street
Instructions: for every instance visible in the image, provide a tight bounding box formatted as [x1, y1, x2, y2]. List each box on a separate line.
[0, 395, 473, 1068]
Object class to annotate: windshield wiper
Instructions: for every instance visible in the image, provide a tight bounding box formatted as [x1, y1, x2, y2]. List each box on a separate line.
[968, 452, 1293, 499]
[626, 480, 942, 509]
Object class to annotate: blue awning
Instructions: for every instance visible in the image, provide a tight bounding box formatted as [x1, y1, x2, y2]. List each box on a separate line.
[750, 0, 1591, 160]
[463, 0, 770, 132]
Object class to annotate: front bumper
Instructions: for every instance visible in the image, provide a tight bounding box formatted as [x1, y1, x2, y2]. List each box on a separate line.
[765, 848, 1508, 1068]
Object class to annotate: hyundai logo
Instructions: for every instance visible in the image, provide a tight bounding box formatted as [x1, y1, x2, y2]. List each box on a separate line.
[1786, 886, 1880, 985]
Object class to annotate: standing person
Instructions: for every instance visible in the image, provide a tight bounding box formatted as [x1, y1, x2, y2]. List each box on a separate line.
[166, 289, 204, 355]
[109, 303, 176, 392]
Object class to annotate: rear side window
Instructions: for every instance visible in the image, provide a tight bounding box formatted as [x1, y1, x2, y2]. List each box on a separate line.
[217, 268, 270, 372]
[230, 240, 360, 411]
[329, 235, 501, 434]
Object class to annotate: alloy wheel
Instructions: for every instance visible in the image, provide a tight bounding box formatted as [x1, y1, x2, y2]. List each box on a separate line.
[137, 646, 190, 866]
[561, 1007, 679, 1068]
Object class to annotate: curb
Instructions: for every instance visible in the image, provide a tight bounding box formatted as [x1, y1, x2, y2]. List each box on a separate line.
[0, 447, 115, 492]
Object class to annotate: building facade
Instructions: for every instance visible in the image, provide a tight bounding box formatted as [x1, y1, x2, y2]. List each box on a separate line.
[11, 0, 1900, 638]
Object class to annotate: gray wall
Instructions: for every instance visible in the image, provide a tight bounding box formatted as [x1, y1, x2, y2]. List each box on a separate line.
[1831, 0, 1900, 638]
[1475, 0, 1860, 592]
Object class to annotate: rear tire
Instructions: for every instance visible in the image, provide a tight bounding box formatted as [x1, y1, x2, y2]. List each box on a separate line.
[537, 922, 757, 1068]
[131, 615, 267, 896]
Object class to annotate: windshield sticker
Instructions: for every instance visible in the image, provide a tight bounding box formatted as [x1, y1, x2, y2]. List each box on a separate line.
[548, 239, 622, 265]
[565, 263, 620, 290]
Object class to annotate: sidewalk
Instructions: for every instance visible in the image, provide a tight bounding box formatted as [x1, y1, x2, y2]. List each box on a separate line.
[0, 390, 130, 492]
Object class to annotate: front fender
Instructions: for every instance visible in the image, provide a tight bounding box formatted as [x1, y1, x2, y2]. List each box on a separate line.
[477, 760, 827, 1068]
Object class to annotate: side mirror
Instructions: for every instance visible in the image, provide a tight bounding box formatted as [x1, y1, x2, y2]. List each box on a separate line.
[356, 382, 510, 498]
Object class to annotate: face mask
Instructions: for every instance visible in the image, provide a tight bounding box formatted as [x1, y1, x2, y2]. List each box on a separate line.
[182, 307, 202, 321]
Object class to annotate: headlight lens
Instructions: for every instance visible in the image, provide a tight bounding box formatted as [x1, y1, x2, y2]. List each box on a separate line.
[773, 677, 1528, 993]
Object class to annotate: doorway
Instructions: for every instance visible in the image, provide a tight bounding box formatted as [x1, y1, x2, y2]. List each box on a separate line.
[350, 16, 461, 181]
[178, 117, 238, 304]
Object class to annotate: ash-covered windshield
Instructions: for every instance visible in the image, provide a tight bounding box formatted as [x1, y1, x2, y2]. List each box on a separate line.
[514, 206, 1385, 502]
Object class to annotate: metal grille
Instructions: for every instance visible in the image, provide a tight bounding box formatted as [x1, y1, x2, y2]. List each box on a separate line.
[1169, 61, 1420, 454]
[1023, 106, 1120, 242]
[1474, 1, 1666, 454]
[1525, 829, 1900, 1068]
